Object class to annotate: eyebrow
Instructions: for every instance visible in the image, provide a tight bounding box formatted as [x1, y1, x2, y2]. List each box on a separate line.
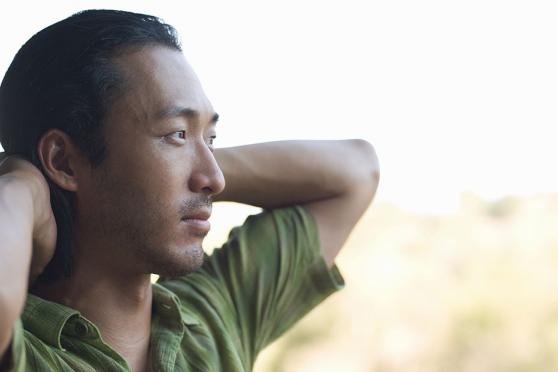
[156, 106, 219, 125]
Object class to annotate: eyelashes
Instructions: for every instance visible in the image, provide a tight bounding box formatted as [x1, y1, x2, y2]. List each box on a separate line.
[165, 131, 216, 148]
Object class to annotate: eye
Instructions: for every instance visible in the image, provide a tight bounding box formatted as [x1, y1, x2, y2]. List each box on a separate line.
[165, 130, 186, 143]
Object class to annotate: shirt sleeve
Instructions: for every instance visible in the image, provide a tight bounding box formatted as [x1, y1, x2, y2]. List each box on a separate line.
[163, 205, 344, 364]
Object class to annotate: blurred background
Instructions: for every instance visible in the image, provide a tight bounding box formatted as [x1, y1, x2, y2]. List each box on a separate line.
[1, 1, 558, 371]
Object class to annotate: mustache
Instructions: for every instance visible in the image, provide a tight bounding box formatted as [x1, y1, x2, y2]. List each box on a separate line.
[178, 196, 212, 216]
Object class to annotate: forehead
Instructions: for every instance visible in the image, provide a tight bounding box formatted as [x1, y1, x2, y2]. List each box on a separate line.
[112, 45, 214, 122]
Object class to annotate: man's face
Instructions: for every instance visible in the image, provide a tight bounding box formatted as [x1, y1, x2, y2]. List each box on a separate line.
[76, 45, 225, 277]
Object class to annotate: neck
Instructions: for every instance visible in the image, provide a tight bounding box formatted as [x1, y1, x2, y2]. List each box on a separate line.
[30, 243, 154, 371]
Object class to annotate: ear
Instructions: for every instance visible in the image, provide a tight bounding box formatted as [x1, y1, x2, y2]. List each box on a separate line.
[37, 129, 82, 192]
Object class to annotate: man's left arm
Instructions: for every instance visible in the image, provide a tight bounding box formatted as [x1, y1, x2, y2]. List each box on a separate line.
[213, 139, 380, 266]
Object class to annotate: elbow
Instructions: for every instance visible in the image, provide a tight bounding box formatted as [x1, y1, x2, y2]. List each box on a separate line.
[352, 138, 380, 179]
[345, 139, 380, 203]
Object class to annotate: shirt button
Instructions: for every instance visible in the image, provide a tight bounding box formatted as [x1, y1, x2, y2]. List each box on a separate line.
[74, 321, 88, 337]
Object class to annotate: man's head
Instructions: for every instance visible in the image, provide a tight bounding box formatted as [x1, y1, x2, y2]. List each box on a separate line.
[0, 10, 225, 281]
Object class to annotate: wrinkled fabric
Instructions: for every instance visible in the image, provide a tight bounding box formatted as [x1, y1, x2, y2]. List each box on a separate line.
[7, 205, 344, 371]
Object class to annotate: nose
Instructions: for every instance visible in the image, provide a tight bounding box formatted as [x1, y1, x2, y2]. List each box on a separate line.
[188, 143, 226, 197]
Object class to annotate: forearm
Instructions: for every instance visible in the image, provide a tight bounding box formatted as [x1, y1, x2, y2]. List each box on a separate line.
[214, 139, 379, 209]
[0, 176, 34, 354]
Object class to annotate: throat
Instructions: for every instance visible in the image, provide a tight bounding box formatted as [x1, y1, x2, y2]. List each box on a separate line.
[30, 268, 155, 371]
[117, 334, 153, 372]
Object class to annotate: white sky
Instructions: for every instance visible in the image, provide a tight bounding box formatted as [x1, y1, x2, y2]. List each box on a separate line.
[1, 0, 557, 214]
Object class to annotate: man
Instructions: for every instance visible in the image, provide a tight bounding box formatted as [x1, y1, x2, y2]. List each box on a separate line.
[0, 9, 379, 372]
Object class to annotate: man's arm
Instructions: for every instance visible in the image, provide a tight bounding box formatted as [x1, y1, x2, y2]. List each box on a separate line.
[0, 156, 56, 361]
[214, 139, 379, 266]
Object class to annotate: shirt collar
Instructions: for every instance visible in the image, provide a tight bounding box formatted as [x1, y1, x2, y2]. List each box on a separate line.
[152, 282, 199, 326]
[22, 283, 199, 350]
[22, 293, 80, 350]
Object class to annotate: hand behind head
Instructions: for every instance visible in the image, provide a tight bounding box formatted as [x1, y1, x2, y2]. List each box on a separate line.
[0, 155, 57, 284]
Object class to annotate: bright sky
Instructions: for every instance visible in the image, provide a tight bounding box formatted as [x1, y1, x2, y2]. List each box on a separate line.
[1, 0, 557, 214]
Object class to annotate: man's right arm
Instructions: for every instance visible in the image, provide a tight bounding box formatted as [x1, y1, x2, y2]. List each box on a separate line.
[0, 156, 56, 362]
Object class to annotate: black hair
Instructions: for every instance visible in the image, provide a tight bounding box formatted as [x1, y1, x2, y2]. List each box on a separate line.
[0, 9, 181, 282]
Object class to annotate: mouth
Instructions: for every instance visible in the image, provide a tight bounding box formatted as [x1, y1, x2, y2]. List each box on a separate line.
[182, 209, 211, 221]
[181, 209, 211, 233]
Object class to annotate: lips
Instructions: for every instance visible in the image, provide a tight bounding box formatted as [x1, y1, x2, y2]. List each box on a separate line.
[182, 209, 211, 221]
[181, 209, 211, 233]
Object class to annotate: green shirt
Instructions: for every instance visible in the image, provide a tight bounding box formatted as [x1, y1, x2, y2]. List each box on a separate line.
[7, 205, 344, 371]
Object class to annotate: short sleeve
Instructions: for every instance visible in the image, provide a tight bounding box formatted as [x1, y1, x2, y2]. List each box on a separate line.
[163, 205, 344, 365]
[3, 319, 27, 372]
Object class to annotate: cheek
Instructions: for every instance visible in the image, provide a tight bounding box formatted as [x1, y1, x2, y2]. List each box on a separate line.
[130, 139, 192, 183]
[110, 146, 186, 196]
[110, 164, 188, 225]
[96, 139, 193, 221]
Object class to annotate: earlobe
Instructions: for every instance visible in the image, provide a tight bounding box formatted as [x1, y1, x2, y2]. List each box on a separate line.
[37, 129, 79, 192]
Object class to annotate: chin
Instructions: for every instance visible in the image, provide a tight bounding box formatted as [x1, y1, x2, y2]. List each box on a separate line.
[149, 242, 205, 278]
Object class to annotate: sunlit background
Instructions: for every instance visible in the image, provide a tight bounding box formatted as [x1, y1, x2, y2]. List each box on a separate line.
[1, 1, 558, 371]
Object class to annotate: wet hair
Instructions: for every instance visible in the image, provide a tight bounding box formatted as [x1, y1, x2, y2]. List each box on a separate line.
[0, 9, 181, 282]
